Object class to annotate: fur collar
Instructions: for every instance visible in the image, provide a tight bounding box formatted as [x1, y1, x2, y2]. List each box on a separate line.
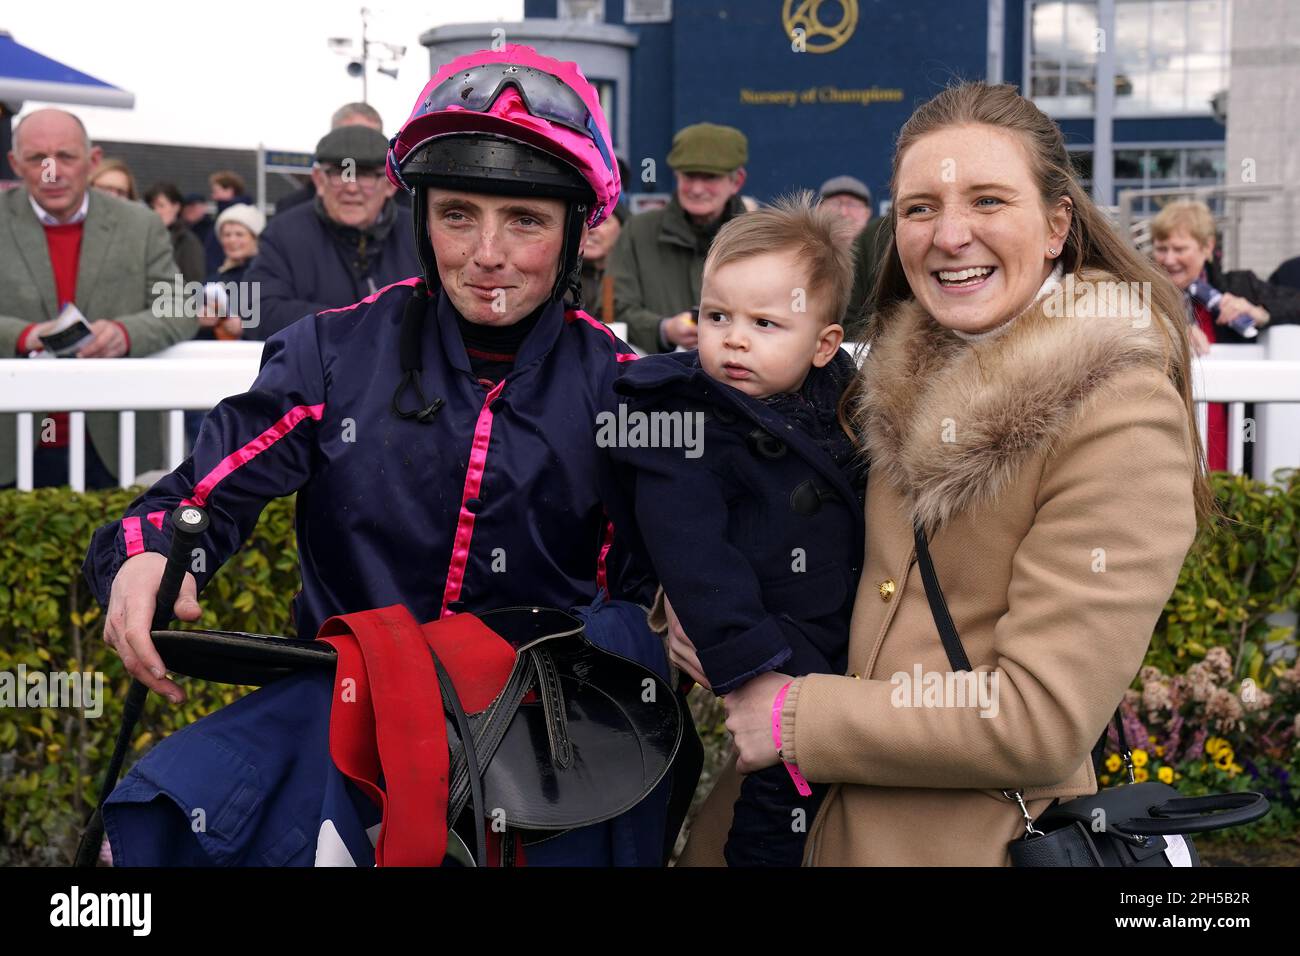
[854, 269, 1175, 530]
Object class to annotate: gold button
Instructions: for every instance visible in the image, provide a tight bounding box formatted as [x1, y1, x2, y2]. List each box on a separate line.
[849, 672, 861, 680]
[878, 579, 896, 602]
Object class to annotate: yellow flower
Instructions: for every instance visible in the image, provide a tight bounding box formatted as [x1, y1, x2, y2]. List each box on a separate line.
[1105, 753, 1123, 773]
[1214, 748, 1234, 771]
[1131, 749, 1149, 768]
[1148, 735, 1157, 745]
[1155, 745, 1165, 758]
[1099, 774, 1111, 786]
[1204, 736, 1227, 757]
[1134, 767, 1150, 783]
[1158, 766, 1174, 784]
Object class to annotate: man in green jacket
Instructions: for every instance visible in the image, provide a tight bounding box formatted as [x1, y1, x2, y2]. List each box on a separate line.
[610, 122, 748, 353]
[1, 109, 192, 488]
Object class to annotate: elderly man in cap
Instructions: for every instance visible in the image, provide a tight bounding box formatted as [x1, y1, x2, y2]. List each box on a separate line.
[819, 174, 888, 338]
[243, 125, 419, 340]
[610, 122, 748, 353]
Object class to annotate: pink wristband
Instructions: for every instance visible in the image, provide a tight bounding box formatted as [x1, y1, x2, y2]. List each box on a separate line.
[772, 681, 812, 797]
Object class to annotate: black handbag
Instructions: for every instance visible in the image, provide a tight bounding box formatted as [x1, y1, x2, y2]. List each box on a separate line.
[912, 524, 1270, 867]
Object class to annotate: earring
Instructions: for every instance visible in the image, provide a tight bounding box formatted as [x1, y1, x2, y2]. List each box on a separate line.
[1047, 247, 1057, 256]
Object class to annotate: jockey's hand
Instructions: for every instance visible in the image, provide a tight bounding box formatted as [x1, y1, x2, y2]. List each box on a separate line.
[103, 552, 203, 704]
[662, 594, 710, 690]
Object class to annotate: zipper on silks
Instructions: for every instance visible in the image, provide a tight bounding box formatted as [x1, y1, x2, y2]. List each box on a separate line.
[438, 379, 507, 619]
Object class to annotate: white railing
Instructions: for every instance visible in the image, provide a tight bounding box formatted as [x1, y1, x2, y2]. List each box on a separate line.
[3, 325, 1298, 492]
[1, 323, 634, 492]
[0, 342, 264, 491]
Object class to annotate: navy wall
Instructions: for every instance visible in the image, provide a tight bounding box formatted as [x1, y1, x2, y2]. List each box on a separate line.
[520, 2, 1222, 202]
[527, 0, 987, 205]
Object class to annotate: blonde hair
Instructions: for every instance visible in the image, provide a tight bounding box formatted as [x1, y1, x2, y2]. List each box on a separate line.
[703, 190, 855, 327]
[864, 81, 1212, 526]
[91, 158, 138, 201]
[1150, 199, 1216, 248]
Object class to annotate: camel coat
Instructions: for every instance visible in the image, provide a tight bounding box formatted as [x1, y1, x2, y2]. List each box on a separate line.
[679, 270, 1199, 866]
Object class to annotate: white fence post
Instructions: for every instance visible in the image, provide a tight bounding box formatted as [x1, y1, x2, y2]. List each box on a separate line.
[1256, 325, 1300, 482]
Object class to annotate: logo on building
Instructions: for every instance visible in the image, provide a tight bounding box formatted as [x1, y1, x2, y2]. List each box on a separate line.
[782, 0, 858, 54]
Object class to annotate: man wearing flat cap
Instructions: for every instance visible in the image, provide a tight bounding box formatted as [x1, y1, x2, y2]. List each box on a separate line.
[610, 122, 749, 353]
[244, 125, 419, 340]
[819, 174, 887, 339]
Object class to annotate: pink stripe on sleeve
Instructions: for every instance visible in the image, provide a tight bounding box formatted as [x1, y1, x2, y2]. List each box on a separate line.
[122, 516, 144, 557]
[439, 381, 507, 618]
[595, 516, 615, 594]
[146, 511, 166, 531]
[183, 403, 325, 507]
[318, 277, 422, 315]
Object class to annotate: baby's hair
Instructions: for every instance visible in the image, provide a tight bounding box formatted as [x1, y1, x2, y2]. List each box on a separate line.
[703, 190, 856, 327]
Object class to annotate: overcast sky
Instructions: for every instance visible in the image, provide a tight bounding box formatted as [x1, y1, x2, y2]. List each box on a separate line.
[5, 0, 524, 152]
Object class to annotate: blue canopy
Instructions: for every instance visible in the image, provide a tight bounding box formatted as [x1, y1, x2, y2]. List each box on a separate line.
[0, 30, 134, 108]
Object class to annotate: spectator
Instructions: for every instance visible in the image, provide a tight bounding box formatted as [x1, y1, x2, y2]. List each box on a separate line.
[185, 203, 266, 450]
[199, 203, 265, 341]
[200, 170, 254, 273]
[0, 108, 191, 489]
[145, 182, 207, 287]
[181, 193, 209, 229]
[1151, 199, 1300, 355]
[819, 174, 888, 337]
[275, 102, 412, 214]
[610, 122, 749, 353]
[90, 158, 138, 202]
[817, 174, 872, 239]
[242, 125, 418, 340]
[1151, 199, 1300, 472]
[1269, 254, 1300, 291]
[579, 202, 627, 322]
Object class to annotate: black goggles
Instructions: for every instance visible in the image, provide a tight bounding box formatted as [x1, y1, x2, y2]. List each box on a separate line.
[412, 62, 615, 179]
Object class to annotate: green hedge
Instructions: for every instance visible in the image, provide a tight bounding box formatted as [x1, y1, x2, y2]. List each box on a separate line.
[3, 472, 1298, 865]
[0, 489, 300, 865]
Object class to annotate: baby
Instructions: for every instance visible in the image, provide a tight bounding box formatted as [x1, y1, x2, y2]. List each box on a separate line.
[608, 194, 866, 866]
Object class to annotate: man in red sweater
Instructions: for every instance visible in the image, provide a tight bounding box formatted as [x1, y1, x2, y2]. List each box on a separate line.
[1, 109, 193, 488]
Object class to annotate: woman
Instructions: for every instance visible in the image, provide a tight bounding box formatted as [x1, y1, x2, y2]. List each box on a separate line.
[144, 181, 207, 286]
[579, 202, 627, 322]
[1151, 199, 1300, 470]
[196, 202, 265, 341]
[90, 158, 138, 201]
[1152, 198, 1300, 357]
[676, 82, 1210, 866]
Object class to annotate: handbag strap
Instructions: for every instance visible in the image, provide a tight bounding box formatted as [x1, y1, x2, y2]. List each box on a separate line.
[912, 522, 1125, 780]
[912, 523, 972, 672]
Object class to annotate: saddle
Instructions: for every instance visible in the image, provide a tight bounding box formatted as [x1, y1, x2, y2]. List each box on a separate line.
[81, 605, 681, 867]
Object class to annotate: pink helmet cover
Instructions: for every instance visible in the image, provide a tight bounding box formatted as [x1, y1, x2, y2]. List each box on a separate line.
[389, 44, 620, 227]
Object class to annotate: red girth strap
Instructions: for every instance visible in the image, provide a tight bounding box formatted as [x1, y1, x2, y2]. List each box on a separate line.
[316, 605, 516, 866]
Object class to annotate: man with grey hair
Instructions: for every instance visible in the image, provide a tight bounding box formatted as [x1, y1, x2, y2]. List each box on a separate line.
[0, 108, 192, 488]
[276, 102, 401, 214]
[818, 174, 888, 337]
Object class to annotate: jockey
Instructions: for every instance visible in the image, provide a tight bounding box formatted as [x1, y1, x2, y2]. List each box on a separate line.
[84, 45, 682, 865]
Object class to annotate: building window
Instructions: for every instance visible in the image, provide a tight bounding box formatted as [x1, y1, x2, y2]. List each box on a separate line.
[1027, 0, 1232, 117]
[1069, 143, 1226, 211]
[559, 0, 604, 22]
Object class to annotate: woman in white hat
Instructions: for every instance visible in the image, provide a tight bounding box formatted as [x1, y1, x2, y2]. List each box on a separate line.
[199, 203, 267, 341]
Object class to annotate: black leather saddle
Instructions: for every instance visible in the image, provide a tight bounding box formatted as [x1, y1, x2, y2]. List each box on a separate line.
[150, 606, 683, 865]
